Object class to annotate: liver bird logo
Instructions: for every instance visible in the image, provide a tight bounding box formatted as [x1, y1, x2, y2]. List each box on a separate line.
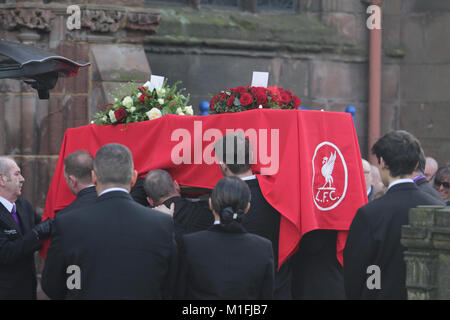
[321, 151, 337, 189]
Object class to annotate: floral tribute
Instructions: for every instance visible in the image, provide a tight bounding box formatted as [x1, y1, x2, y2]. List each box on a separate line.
[93, 80, 193, 125]
[209, 85, 301, 114]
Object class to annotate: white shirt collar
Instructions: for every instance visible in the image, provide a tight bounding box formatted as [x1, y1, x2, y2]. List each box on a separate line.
[0, 196, 14, 213]
[240, 175, 256, 181]
[388, 179, 414, 191]
[99, 188, 129, 197]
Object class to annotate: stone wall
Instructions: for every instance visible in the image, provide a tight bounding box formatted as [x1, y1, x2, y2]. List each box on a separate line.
[402, 206, 450, 300]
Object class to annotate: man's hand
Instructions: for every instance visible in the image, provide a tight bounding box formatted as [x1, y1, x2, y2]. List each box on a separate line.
[32, 219, 53, 240]
[154, 203, 175, 217]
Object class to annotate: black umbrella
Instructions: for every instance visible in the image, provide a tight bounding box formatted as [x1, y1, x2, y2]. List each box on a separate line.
[0, 40, 90, 99]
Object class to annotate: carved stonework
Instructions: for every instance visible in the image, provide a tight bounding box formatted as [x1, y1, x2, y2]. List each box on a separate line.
[125, 10, 161, 32]
[0, 7, 54, 32]
[82, 9, 125, 33]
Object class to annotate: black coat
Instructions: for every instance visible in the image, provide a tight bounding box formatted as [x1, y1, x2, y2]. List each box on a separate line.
[243, 178, 292, 299]
[56, 186, 97, 216]
[176, 224, 274, 300]
[162, 196, 214, 236]
[291, 229, 345, 300]
[0, 198, 41, 300]
[415, 176, 446, 204]
[344, 182, 445, 300]
[41, 191, 177, 300]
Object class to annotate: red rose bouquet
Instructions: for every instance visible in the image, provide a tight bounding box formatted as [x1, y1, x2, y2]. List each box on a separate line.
[209, 85, 301, 114]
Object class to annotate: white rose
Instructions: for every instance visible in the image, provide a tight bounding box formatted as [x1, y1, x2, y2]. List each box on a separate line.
[176, 107, 184, 115]
[137, 92, 142, 98]
[146, 108, 162, 120]
[184, 105, 193, 115]
[156, 88, 166, 97]
[109, 110, 117, 123]
[102, 116, 108, 123]
[123, 96, 133, 109]
[158, 98, 165, 105]
[130, 106, 136, 113]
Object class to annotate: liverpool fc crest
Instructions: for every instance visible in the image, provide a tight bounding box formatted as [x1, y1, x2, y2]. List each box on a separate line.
[312, 142, 348, 211]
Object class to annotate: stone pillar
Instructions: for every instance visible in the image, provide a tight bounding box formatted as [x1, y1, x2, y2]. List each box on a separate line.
[401, 206, 450, 300]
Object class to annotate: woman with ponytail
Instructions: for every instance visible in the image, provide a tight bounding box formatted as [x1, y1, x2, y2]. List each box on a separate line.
[176, 176, 275, 299]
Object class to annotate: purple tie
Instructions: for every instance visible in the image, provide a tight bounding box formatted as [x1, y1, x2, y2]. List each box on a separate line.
[11, 204, 22, 233]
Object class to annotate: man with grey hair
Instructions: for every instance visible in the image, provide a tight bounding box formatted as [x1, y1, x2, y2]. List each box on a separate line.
[57, 150, 97, 216]
[0, 156, 52, 299]
[42, 144, 177, 299]
[144, 169, 214, 236]
[424, 156, 439, 182]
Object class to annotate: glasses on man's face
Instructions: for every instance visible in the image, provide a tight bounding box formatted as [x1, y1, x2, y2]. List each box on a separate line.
[434, 179, 450, 189]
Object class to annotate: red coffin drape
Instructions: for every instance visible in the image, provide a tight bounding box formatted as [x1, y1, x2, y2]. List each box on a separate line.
[41, 109, 367, 267]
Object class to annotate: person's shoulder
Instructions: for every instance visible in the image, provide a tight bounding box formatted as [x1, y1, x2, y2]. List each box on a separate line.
[15, 197, 33, 209]
[242, 232, 273, 252]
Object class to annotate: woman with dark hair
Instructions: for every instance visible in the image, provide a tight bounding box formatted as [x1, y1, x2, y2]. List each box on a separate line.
[176, 176, 275, 300]
[433, 166, 450, 205]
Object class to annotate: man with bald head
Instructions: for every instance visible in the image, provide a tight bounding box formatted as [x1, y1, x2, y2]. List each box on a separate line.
[0, 156, 52, 299]
[57, 150, 97, 216]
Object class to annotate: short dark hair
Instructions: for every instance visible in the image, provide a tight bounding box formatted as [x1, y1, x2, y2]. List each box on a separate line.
[143, 169, 177, 204]
[93, 144, 134, 186]
[211, 176, 251, 226]
[64, 150, 94, 184]
[416, 148, 426, 174]
[371, 130, 422, 177]
[214, 133, 253, 175]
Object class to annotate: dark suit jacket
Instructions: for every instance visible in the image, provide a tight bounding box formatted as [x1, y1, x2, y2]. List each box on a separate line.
[176, 224, 274, 300]
[0, 197, 41, 300]
[41, 191, 177, 300]
[56, 186, 97, 216]
[291, 229, 345, 300]
[344, 182, 445, 300]
[415, 176, 446, 204]
[243, 178, 292, 299]
[162, 196, 214, 236]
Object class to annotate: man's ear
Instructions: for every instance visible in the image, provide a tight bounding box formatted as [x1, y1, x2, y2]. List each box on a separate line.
[130, 170, 138, 189]
[244, 202, 251, 214]
[219, 163, 229, 176]
[91, 170, 98, 186]
[173, 180, 180, 193]
[208, 198, 213, 211]
[378, 157, 385, 169]
[146, 196, 155, 207]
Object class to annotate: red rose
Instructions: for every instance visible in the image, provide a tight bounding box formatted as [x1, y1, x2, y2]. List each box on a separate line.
[114, 108, 126, 121]
[139, 94, 146, 104]
[255, 92, 268, 106]
[105, 103, 113, 111]
[227, 95, 236, 107]
[240, 93, 253, 106]
[234, 86, 247, 95]
[292, 95, 301, 108]
[280, 93, 291, 105]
